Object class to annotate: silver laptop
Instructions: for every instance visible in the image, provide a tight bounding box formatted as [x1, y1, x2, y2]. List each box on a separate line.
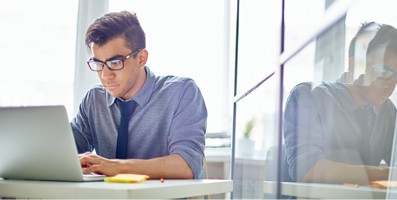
[0, 105, 104, 182]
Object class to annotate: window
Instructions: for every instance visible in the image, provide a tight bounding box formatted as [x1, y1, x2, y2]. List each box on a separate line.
[0, 0, 78, 118]
[109, 0, 230, 135]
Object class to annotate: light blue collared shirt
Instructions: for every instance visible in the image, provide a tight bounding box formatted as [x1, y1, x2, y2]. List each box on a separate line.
[283, 82, 396, 182]
[71, 66, 208, 178]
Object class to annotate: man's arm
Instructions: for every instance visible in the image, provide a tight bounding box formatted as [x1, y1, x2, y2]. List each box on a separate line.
[80, 152, 193, 179]
[303, 159, 389, 185]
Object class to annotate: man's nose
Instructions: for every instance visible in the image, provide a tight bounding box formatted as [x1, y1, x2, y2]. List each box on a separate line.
[100, 65, 114, 79]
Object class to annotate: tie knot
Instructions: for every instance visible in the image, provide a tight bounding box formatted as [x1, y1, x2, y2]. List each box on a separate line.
[118, 99, 136, 116]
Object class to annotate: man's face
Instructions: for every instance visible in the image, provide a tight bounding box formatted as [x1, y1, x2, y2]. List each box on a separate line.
[366, 49, 397, 105]
[91, 37, 146, 100]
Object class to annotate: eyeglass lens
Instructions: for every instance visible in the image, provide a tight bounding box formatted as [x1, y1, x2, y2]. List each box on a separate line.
[88, 59, 124, 71]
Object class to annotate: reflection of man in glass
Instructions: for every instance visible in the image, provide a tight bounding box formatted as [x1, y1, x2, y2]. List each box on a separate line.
[283, 24, 397, 185]
[337, 22, 378, 83]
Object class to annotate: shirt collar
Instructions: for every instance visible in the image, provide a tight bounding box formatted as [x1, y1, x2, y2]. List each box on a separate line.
[341, 83, 380, 115]
[106, 66, 155, 107]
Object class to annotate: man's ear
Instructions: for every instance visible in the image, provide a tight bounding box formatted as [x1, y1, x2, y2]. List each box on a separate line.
[138, 49, 148, 68]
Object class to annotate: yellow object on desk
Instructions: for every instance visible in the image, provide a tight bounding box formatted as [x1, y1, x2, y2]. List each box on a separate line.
[104, 174, 150, 183]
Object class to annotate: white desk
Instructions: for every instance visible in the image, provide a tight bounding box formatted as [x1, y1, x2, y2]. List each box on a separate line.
[263, 181, 395, 199]
[0, 178, 232, 199]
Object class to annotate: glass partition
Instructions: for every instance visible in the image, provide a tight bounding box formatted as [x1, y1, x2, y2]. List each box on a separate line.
[231, 0, 281, 198]
[271, 0, 397, 199]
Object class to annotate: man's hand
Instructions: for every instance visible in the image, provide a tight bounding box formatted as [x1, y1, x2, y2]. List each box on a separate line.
[78, 152, 192, 179]
[78, 152, 123, 176]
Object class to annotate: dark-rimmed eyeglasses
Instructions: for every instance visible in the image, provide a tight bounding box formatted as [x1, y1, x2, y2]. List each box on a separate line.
[87, 49, 141, 71]
[372, 64, 397, 80]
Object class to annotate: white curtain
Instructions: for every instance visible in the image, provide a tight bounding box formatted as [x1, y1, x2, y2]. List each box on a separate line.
[73, 0, 108, 115]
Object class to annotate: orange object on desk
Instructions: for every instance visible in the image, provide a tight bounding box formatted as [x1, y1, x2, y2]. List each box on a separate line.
[370, 180, 397, 189]
[343, 183, 359, 188]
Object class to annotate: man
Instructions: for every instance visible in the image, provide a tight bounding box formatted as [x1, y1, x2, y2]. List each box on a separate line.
[71, 11, 207, 179]
[336, 21, 378, 83]
[283, 23, 397, 185]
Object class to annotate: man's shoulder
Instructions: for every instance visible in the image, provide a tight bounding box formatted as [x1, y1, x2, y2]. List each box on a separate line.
[89, 83, 105, 90]
[289, 81, 348, 103]
[158, 75, 194, 83]
[155, 75, 197, 89]
[87, 83, 106, 93]
[311, 81, 348, 95]
[83, 84, 107, 100]
[151, 76, 203, 102]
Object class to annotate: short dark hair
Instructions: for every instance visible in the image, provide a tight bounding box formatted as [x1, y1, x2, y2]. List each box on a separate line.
[348, 21, 377, 58]
[367, 24, 397, 56]
[85, 11, 146, 52]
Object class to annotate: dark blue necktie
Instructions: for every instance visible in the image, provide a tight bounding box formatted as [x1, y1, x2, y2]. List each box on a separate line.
[116, 99, 136, 159]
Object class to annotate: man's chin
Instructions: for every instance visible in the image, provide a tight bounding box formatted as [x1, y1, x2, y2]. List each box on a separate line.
[107, 91, 120, 98]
